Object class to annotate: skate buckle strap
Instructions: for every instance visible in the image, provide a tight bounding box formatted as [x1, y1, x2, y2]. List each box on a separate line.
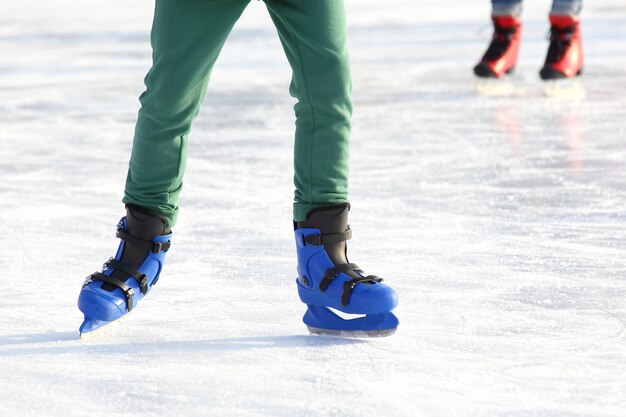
[103, 259, 150, 294]
[304, 227, 352, 247]
[549, 24, 576, 41]
[151, 240, 171, 253]
[546, 25, 576, 63]
[342, 275, 384, 306]
[495, 26, 517, 38]
[88, 272, 136, 312]
[318, 263, 384, 306]
[319, 263, 362, 292]
[116, 228, 171, 253]
[483, 26, 518, 61]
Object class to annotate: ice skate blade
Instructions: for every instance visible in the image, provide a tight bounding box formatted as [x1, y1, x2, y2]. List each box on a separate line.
[476, 78, 515, 97]
[543, 79, 586, 100]
[79, 313, 130, 339]
[303, 305, 399, 338]
[307, 326, 397, 338]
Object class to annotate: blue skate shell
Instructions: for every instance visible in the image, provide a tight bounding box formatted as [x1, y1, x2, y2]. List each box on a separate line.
[78, 218, 171, 334]
[303, 305, 399, 335]
[295, 227, 398, 333]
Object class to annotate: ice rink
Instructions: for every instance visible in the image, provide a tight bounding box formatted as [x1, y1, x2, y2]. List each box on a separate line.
[1, 1, 625, 416]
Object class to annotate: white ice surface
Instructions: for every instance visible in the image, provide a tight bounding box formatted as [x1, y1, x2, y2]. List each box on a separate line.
[1, 1, 626, 416]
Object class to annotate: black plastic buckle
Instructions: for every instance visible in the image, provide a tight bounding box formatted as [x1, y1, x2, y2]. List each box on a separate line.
[137, 274, 149, 294]
[342, 281, 358, 306]
[319, 268, 338, 292]
[304, 234, 322, 246]
[125, 287, 135, 311]
[151, 241, 170, 253]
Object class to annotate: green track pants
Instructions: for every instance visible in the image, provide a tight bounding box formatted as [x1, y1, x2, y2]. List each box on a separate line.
[123, 0, 353, 227]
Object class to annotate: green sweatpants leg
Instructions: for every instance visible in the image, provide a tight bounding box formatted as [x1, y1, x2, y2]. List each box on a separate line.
[123, 0, 353, 227]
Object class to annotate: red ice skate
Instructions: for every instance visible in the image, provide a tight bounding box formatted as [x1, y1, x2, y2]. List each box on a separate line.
[474, 16, 522, 78]
[540, 15, 583, 80]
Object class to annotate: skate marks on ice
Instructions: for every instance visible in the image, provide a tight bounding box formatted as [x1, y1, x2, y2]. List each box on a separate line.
[475, 77, 587, 99]
[0, 332, 365, 358]
[0, 331, 77, 347]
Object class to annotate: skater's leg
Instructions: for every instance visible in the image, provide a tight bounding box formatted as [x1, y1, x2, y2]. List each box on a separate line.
[124, 0, 251, 227]
[540, 0, 583, 79]
[293, 203, 399, 336]
[79, 0, 251, 334]
[266, 0, 397, 335]
[264, 0, 352, 222]
[78, 206, 172, 334]
[474, 1, 522, 78]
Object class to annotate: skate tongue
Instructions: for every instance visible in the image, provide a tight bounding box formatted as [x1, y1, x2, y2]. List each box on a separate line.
[297, 204, 364, 280]
[126, 205, 170, 239]
[100, 205, 170, 288]
[298, 203, 350, 235]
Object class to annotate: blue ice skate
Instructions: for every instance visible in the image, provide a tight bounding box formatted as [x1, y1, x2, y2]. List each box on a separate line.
[295, 205, 398, 337]
[78, 206, 172, 336]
